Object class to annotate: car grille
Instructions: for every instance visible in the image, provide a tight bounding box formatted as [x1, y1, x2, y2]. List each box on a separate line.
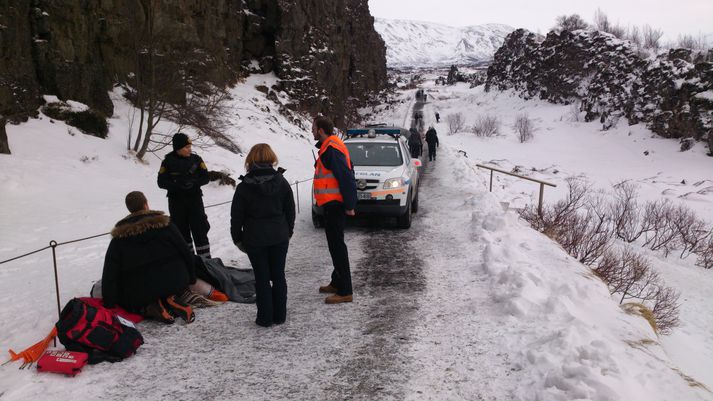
[357, 179, 380, 190]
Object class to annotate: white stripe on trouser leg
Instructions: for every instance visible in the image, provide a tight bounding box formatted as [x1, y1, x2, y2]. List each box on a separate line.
[196, 244, 211, 258]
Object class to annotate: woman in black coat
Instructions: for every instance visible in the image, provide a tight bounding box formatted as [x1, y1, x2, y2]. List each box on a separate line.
[231, 144, 296, 327]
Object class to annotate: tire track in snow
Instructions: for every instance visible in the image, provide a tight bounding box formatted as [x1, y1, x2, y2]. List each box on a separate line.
[324, 118, 430, 400]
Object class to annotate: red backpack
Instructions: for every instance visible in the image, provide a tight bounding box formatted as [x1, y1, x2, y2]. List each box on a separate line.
[56, 298, 144, 364]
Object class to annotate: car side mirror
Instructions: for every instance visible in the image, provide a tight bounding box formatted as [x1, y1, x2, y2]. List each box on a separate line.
[412, 159, 422, 167]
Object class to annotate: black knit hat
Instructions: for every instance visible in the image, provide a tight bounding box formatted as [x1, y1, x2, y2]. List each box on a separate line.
[172, 133, 191, 151]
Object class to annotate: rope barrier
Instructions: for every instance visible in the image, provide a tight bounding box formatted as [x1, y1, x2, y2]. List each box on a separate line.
[0, 246, 52, 265]
[0, 175, 314, 265]
[56, 232, 111, 247]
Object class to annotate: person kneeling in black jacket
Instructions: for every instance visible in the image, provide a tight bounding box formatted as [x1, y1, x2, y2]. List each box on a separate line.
[102, 191, 195, 324]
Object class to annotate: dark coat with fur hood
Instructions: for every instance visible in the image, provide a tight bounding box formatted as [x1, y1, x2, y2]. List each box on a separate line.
[102, 210, 195, 311]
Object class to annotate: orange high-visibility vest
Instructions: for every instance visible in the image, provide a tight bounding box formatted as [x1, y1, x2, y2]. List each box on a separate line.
[313, 135, 352, 206]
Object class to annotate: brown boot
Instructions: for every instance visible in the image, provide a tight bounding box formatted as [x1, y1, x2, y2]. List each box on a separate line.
[325, 294, 353, 304]
[318, 284, 338, 294]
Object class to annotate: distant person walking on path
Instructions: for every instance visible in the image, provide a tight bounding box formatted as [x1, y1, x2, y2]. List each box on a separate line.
[158, 133, 212, 258]
[102, 191, 195, 324]
[426, 126, 439, 161]
[312, 116, 357, 304]
[435, 112, 440, 123]
[408, 128, 422, 158]
[231, 144, 295, 327]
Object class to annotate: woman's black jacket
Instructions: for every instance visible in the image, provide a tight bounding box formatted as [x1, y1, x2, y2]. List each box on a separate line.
[230, 167, 296, 248]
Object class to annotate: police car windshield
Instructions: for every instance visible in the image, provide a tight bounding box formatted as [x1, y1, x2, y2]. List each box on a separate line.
[346, 142, 403, 167]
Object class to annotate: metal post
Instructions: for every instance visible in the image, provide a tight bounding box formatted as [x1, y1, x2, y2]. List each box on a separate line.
[489, 170, 493, 192]
[49, 240, 60, 346]
[538, 183, 544, 216]
[295, 180, 300, 214]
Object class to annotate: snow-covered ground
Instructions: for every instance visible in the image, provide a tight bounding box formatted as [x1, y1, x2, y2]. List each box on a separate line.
[374, 18, 513, 67]
[406, 77, 713, 393]
[1, 72, 712, 400]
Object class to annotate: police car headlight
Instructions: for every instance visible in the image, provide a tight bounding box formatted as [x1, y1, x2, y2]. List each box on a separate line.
[383, 178, 405, 189]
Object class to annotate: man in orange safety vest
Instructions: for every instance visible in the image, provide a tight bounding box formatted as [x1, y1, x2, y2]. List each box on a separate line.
[312, 116, 357, 304]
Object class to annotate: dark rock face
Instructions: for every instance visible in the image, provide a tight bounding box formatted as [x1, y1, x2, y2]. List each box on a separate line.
[0, 2, 42, 122]
[486, 29, 713, 152]
[630, 49, 713, 144]
[272, 0, 387, 126]
[0, 0, 386, 128]
[0, 118, 10, 154]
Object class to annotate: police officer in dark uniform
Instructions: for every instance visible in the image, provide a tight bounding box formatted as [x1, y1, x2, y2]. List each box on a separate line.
[158, 133, 211, 257]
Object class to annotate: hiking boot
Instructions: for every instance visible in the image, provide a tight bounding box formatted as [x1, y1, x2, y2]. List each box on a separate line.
[207, 289, 229, 303]
[164, 296, 195, 323]
[325, 294, 353, 304]
[141, 301, 175, 324]
[318, 284, 338, 294]
[178, 289, 221, 308]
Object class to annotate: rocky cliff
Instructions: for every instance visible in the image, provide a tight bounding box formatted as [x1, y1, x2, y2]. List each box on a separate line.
[0, 0, 387, 127]
[486, 29, 713, 153]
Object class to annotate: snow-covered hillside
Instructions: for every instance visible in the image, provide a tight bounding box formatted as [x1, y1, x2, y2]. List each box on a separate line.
[374, 18, 514, 67]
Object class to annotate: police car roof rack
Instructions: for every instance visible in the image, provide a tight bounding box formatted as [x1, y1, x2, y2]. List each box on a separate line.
[346, 128, 401, 140]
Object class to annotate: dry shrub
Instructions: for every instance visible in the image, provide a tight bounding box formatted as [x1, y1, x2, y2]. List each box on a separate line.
[643, 25, 664, 50]
[641, 202, 684, 257]
[520, 178, 588, 236]
[521, 179, 687, 334]
[595, 248, 659, 303]
[513, 113, 535, 143]
[651, 286, 681, 334]
[696, 235, 713, 269]
[558, 197, 614, 266]
[471, 115, 500, 137]
[446, 112, 465, 134]
[595, 247, 680, 334]
[611, 184, 711, 259]
[610, 181, 644, 243]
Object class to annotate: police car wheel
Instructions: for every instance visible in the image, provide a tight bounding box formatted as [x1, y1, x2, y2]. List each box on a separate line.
[397, 199, 412, 229]
[411, 191, 419, 214]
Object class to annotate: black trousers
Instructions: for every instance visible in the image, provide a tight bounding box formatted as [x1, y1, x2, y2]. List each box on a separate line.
[409, 144, 421, 158]
[427, 143, 437, 161]
[246, 241, 289, 326]
[168, 196, 211, 257]
[323, 202, 353, 296]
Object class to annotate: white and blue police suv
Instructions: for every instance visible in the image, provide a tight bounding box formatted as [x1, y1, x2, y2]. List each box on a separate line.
[312, 126, 421, 229]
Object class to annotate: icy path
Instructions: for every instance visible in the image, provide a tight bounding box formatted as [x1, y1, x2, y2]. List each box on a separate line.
[0, 141, 518, 400]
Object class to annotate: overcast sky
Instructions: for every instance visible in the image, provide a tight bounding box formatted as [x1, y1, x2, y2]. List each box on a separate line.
[368, 0, 713, 40]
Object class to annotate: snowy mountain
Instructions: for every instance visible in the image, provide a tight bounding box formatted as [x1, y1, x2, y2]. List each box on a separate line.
[373, 18, 514, 67]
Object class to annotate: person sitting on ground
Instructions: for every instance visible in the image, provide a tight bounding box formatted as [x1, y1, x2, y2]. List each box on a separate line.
[101, 191, 196, 324]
